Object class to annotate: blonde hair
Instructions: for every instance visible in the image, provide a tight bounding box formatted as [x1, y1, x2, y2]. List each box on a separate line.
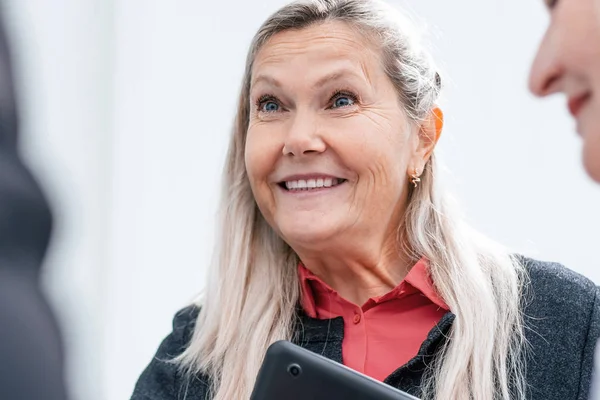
[177, 1, 528, 399]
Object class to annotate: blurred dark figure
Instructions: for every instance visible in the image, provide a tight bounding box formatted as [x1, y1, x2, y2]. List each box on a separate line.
[0, 8, 68, 400]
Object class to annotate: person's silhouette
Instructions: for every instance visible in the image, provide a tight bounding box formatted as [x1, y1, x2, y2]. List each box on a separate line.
[0, 8, 68, 400]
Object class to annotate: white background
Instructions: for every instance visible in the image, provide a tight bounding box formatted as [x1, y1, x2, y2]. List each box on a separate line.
[2, 0, 599, 399]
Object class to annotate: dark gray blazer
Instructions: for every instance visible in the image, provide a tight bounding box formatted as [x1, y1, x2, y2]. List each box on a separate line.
[131, 257, 600, 399]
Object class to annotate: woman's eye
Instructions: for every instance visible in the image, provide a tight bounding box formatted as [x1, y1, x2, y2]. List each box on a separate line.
[333, 96, 354, 108]
[256, 96, 281, 113]
[262, 101, 280, 112]
[330, 91, 357, 109]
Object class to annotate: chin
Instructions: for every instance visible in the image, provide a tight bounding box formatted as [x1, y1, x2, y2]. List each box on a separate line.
[582, 135, 600, 183]
[583, 158, 600, 183]
[277, 220, 338, 250]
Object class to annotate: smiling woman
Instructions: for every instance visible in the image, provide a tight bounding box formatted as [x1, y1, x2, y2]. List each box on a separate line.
[130, 1, 600, 400]
[245, 21, 435, 279]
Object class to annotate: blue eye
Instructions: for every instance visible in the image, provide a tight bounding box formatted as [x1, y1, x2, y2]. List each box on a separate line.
[262, 101, 279, 112]
[256, 95, 281, 113]
[332, 95, 355, 108]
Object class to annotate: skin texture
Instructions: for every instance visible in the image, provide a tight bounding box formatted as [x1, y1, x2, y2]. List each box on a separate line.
[245, 21, 442, 305]
[530, 0, 600, 182]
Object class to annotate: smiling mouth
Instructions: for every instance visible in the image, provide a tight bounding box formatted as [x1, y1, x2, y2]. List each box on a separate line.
[278, 177, 347, 191]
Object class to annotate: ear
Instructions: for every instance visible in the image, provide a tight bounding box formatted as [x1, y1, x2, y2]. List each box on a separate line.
[409, 107, 443, 174]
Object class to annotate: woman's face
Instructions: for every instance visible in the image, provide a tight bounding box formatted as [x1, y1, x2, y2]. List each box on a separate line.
[245, 21, 434, 252]
[529, 0, 600, 182]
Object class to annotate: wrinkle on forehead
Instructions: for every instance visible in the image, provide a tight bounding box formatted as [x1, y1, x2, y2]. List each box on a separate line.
[251, 21, 382, 88]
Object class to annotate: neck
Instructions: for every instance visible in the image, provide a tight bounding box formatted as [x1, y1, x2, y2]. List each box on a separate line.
[297, 241, 412, 306]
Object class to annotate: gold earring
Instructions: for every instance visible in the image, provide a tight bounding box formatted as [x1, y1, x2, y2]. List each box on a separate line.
[411, 169, 421, 188]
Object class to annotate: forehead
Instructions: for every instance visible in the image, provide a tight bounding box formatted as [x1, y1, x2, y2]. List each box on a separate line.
[252, 21, 382, 84]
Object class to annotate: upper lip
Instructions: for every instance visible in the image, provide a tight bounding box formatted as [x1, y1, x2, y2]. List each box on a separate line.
[567, 92, 591, 118]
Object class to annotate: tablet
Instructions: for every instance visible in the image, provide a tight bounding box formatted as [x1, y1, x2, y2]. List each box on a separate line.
[250, 340, 420, 400]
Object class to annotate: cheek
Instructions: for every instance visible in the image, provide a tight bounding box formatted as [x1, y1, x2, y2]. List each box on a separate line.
[244, 127, 283, 222]
[337, 117, 410, 182]
[560, 3, 600, 70]
[590, 35, 600, 87]
[245, 128, 279, 184]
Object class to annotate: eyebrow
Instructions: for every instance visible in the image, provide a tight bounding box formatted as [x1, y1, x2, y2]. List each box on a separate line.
[251, 68, 367, 91]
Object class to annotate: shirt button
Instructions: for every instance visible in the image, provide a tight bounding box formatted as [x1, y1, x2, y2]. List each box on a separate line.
[353, 313, 361, 324]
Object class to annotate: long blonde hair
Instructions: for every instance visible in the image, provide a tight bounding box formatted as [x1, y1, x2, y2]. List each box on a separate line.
[177, 1, 528, 399]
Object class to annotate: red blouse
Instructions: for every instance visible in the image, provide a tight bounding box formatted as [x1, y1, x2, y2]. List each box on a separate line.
[299, 258, 449, 382]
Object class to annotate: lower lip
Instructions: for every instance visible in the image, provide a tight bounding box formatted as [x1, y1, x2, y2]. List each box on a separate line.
[278, 181, 347, 196]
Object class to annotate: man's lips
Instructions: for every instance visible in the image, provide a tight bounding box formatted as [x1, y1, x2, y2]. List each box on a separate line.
[568, 92, 591, 118]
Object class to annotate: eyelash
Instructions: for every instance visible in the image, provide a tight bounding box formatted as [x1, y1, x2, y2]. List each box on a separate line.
[329, 90, 358, 109]
[545, 0, 558, 9]
[256, 94, 279, 112]
[255, 89, 359, 113]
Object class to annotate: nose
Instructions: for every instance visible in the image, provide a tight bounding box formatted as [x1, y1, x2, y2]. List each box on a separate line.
[282, 113, 326, 156]
[529, 28, 564, 97]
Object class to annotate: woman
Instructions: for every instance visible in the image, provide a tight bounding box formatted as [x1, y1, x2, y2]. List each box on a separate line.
[132, 1, 600, 399]
[529, 0, 600, 182]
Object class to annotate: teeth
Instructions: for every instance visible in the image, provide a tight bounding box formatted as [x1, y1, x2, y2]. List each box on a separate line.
[284, 177, 343, 191]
